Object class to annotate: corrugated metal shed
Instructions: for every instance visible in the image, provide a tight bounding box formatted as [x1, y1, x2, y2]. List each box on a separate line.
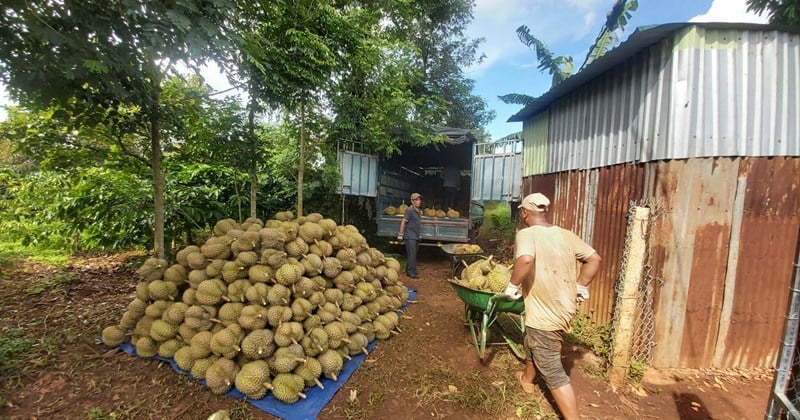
[512, 23, 800, 369]
[517, 23, 800, 175]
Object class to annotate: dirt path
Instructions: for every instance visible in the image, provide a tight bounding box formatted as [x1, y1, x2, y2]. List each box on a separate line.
[0, 249, 773, 419]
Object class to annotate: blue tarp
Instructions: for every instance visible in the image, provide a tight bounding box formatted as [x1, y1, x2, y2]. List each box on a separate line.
[114, 288, 416, 420]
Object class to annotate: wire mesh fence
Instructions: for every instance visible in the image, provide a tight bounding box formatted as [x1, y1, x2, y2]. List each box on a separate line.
[607, 202, 661, 382]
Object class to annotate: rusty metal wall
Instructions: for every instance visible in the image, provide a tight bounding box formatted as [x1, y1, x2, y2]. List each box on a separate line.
[717, 157, 800, 368]
[521, 156, 800, 368]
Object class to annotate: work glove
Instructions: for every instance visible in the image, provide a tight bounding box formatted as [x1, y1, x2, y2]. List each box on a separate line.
[396, 234, 403, 241]
[577, 284, 590, 302]
[503, 283, 522, 300]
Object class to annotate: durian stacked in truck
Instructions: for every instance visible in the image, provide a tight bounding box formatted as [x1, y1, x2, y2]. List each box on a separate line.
[456, 257, 512, 293]
[383, 204, 461, 219]
[102, 212, 409, 404]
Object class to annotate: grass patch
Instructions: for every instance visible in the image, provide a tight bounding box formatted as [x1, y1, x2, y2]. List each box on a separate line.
[24, 271, 80, 295]
[628, 358, 648, 384]
[0, 239, 70, 271]
[480, 201, 516, 239]
[565, 315, 612, 359]
[0, 328, 37, 380]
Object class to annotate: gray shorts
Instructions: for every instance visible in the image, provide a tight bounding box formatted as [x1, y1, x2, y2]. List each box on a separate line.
[523, 327, 569, 389]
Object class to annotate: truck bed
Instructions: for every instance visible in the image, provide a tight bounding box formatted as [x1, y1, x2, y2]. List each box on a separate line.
[377, 214, 470, 243]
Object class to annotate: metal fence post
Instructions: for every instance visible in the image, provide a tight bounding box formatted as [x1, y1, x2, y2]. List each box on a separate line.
[766, 247, 800, 419]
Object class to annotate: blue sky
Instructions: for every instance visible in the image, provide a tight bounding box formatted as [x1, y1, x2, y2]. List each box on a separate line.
[0, 0, 769, 135]
[467, 0, 768, 139]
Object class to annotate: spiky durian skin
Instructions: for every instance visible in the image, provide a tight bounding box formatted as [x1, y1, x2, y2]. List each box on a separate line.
[102, 325, 126, 346]
[235, 360, 272, 399]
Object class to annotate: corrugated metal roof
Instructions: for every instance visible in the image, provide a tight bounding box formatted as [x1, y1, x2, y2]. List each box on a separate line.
[508, 22, 800, 123]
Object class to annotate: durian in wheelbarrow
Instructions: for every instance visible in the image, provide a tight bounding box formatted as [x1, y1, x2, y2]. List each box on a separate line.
[383, 205, 397, 215]
[458, 256, 512, 293]
[453, 244, 482, 254]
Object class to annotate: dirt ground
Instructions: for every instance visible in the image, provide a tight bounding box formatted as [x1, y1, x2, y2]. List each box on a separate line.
[0, 246, 773, 419]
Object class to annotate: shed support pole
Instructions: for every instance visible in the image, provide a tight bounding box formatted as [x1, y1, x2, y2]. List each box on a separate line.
[609, 206, 650, 391]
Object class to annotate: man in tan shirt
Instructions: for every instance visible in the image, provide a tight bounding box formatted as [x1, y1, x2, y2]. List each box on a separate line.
[504, 192, 601, 420]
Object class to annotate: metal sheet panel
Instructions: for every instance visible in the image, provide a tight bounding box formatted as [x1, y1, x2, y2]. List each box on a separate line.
[336, 150, 378, 197]
[545, 41, 672, 172]
[522, 111, 549, 176]
[472, 139, 524, 202]
[661, 27, 800, 160]
[521, 26, 800, 179]
[650, 159, 739, 367]
[650, 157, 800, 368]
[716, 157, 800, 368]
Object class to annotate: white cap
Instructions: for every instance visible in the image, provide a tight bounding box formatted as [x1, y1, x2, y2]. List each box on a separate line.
[518, 193, 550, 212]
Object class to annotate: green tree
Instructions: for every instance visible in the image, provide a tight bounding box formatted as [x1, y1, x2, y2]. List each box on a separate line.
[0, 0, 238, 258]
[747, 0, 800, 24]
[381, 0, 494, 131]
[233, 0, 363, 216]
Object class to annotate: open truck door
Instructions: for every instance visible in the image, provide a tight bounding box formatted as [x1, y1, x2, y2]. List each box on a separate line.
[471, 138, 523, 203]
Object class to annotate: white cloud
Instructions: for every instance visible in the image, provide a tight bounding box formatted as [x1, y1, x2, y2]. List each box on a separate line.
[466, 0, 604, 76]
[690, 0, 769, 23]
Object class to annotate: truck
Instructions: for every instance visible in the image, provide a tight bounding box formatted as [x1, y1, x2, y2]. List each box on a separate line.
[336, 128, 523, 244]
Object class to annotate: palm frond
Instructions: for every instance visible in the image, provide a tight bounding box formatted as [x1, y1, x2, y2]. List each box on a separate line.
[581, 0, 638, 69]
[497, 93, 537, 106]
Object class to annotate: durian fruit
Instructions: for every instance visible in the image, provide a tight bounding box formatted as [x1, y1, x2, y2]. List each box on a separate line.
[173, 346, 197, 371]
[274, 211, 295, 221]
[294, 357, 324, 390]
[238, 305, 268, 330]
[383, 205, 396, 215]
[269, 344, 306, 374]
[396, 201, 408, 215]
[318, 349, 344, 381]
[190, 330, 214, 359]
[235, 360, 273, 400]
[453, 244, 483, 254]
[213, 219, 239, 237]
[485, 263, 512, 293]
[102, 325, 126, 346]
[446, 208, 461, 218]
[205, 357, 240, 395]
[210, 323, 244, 359]
[176, 245, 201, 267]
[137, 257, 168, 281]
[435, 209, 447, 218]
[191, 355, 218, 380]
[241, 329, 276, 359]
[158, 339, 183, 358]
[271, 373, 307, 404]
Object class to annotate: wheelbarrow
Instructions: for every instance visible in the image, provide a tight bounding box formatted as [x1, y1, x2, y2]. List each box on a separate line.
[440, 243, 485, 278]
[448, 279, 525, 362]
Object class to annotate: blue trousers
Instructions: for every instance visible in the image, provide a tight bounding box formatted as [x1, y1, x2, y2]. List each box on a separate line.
[405, 238, 419, 276]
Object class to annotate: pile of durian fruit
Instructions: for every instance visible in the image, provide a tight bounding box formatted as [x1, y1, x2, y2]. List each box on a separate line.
[384, 204, 462, 219]
[102, 212, 409, 404]
[455, 257, 512, 293]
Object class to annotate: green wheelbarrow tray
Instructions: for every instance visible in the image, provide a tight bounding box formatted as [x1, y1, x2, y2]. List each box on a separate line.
[448, 280, 526, 362]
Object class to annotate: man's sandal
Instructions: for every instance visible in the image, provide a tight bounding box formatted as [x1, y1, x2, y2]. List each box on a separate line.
[517, 371, 535, 394]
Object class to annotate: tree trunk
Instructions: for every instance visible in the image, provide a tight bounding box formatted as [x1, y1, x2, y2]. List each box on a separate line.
[248, 101, 257, 219]
[150, 92, 166, 259]
[297, 101, 305, 217]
